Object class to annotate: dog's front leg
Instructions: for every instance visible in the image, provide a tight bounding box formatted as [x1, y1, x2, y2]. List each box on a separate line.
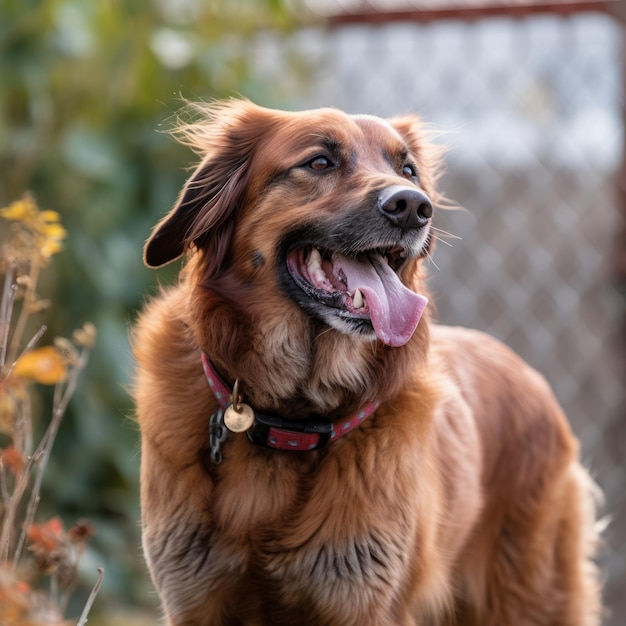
[140, 444, 247, 626]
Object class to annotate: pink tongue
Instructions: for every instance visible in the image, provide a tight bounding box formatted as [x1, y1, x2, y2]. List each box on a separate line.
[333, 253, 428, 347]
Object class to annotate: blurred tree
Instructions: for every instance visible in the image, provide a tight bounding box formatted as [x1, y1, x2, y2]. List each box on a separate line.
[0, 0, 310, 615]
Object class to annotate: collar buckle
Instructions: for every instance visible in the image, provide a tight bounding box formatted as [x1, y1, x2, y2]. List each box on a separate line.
[247, 412, 333, 451]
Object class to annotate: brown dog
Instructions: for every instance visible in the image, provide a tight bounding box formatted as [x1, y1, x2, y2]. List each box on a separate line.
[133, 100, 601, 625]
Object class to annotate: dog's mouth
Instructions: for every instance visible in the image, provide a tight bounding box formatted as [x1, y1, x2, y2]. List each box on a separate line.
[285, 245, 428, 347]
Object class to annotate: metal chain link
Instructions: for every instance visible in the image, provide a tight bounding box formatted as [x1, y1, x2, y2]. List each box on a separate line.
[209, 409, 228, 465]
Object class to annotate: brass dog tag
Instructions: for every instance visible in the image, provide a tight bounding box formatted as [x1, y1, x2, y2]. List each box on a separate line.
[224, 379, 255, 433]
[224, 403, 255, 433]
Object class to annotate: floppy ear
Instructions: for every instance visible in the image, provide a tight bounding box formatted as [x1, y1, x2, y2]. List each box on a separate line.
[143, 100, 270, 272]
[143, 155, 248, 270]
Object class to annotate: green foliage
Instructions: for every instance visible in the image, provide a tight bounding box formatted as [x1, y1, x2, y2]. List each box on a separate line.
[0, 0, 309, 613]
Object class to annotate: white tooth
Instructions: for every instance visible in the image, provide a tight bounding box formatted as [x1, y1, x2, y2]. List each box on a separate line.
[399, 249, 407, 258]
[353, 288, 364, 309]
[307, 247, 322, 271]
[312, 268, 327, 285]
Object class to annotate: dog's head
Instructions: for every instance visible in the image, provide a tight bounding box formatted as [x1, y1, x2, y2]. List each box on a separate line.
[144, 100, 443, 409]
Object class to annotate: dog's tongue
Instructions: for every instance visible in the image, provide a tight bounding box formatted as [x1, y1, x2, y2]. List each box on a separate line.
[333, 253, 428, 347]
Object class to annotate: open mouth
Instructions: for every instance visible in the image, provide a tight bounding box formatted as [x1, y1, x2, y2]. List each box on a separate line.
[285, 245, 428, 347]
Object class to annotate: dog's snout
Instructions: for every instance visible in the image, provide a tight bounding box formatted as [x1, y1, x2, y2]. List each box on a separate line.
[378, 186, 433, 230]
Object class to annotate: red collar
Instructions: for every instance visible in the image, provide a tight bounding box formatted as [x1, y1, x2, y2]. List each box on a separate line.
[201, 353, 379, 454]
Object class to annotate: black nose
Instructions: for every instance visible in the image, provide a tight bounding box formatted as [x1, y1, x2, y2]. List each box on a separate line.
[378, 186, 433, 230]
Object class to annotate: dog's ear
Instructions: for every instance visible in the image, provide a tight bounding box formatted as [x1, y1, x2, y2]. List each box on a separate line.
[144, 100, 270, 272]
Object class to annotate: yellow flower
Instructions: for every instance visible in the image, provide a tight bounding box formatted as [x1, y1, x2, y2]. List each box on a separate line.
[41, 222, 66, 239]
[37, 211, 67, 259]
[0, 195, 39, 225]
[39, 210, 61, 223]
[39, 238, 64, 259]
[13, 347, 67, 385]
[0, 194, 67, 259]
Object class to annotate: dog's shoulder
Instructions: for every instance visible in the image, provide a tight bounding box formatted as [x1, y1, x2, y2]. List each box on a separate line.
[430, 324, 567, 421]
[429, 324, 579, 490]
[132, 283, 214, 465]
[133, 283, 196, 380]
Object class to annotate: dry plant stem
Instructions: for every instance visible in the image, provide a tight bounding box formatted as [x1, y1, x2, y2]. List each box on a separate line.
[2, 324, 47, 382]
[0, 265, 16, 368]
[12, 346, 91, 566]
[0, 447, 41, 561]
[76, 567, 105, 626]
[0, 323, 48, 563]
[0, 464, 9, 505]
[19, 324, 47, 361]
[7, 258, 40, 367]
[51, 574, 59, 607]
[18, 378, 34, 454]
[56, 571, 73, 616]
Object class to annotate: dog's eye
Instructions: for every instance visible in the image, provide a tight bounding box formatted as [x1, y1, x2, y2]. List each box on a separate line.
[308, 156, 333, 171]
[402, 164, 417, 179]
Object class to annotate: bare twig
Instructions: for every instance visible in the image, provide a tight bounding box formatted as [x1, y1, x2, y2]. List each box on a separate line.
[0, 265, 16, 368]
[7, 258, 41, 367]
[2, 324, 47, 382]
[0, 451, 37, 561]
[18, 324, 48, 359]
[13, 346, 91, 564]
[0, 462, 9, 505]
[76, 568, 105, 626]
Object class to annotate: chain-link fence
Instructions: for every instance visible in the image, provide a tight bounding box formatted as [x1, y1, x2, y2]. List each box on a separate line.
[254, 3, 626, 621]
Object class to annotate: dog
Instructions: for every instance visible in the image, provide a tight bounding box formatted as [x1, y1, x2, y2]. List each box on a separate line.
[132, 99, 601, 625]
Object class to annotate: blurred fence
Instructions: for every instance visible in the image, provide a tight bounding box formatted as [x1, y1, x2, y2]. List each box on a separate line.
[256, 1, 626, 622]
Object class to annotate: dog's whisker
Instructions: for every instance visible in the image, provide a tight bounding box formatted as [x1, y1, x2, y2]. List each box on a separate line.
[313, 326, 335, 343]
[433, 235, 454, 248]
[364, 335, 378, 358]
[432, 227, 462, 240]
[426, 250, 440, 271]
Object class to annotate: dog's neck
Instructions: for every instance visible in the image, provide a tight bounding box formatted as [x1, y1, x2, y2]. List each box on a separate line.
[201, 353, 379, 454]
[182, 263, 431, 418]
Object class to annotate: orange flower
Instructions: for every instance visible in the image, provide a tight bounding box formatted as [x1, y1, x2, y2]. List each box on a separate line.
[0, 393, 17, 435]
[13, 346, 67, 385]
[0, 445, 24, 475]
[26, 517, 66, 553]
[68, 519, 96, 543]
[13, 579, 31, 594]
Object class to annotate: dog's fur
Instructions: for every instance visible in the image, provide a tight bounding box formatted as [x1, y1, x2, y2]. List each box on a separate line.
[133, 100, 601, 625]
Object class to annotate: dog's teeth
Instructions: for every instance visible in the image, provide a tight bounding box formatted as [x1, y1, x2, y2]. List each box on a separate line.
[307, 247, 322, 271]
[312, 268, 327, 285]
[353, 288, 364, 309]
[399, 249, 407, 258]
